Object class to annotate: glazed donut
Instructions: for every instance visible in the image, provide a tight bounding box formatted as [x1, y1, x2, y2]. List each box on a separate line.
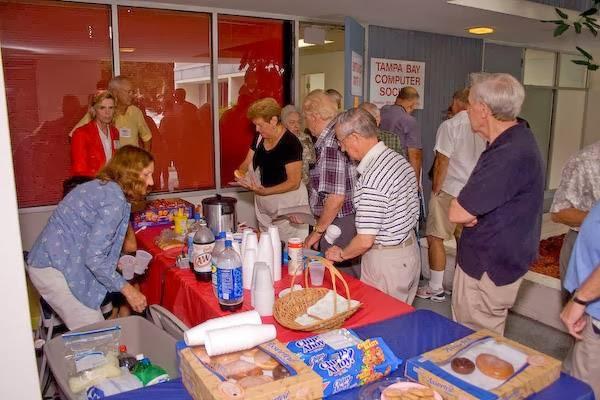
[476, 353, 515, 380]
[451, 357, 475, 374]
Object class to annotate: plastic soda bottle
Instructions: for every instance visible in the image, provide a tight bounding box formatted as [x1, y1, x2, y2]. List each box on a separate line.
[215, 240, 243, 312]
[211, 232, 226, 294]
[190, 220, 215, 282]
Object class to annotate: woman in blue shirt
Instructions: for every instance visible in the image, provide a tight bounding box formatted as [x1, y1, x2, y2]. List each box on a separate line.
[27, 145, 153, 330]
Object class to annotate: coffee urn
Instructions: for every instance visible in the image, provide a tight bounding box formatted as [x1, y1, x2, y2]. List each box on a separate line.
[201, 195, 237, 234]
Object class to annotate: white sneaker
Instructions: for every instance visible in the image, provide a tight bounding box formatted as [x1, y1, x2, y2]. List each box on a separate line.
[416, 285, 446, 302]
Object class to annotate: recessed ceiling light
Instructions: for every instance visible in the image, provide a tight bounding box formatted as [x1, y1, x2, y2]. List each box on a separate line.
[467, 26, 494, 35]
[120, 47, 135, 53]
[298, 39, 334, 48]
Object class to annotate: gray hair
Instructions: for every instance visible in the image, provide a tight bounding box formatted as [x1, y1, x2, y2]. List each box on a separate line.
[335, 108, 378, 139]
[280, 105, 300, 123]
[358, 102, 380, 121]
[469, 73, 524, 121]
[108, 75, 131, 92]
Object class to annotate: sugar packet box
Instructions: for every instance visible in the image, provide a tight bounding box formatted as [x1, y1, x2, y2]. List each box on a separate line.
[131, 198, 194, 230]
[404, 329, 561, 400]
[287, 330, 401, 397]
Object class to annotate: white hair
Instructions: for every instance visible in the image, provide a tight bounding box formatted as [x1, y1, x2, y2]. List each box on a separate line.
[469, 73, 524, 121]
[335, 108, 378, 139]
[358, 102, 380, 121]
[280, 104, 300, 123]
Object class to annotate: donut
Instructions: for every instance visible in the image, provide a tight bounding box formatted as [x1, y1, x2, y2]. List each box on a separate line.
[218, 380, 244, 399]
[238, 375, 273, 389]
[212, 352, 242, 365]
[272, 364, 291, 380]
[254, 350, 279, 370]
[451, 357, 475, 374]
[234, 169, 246, 179]
[221, 360, 262, 380]
[475, 353, 515, 380]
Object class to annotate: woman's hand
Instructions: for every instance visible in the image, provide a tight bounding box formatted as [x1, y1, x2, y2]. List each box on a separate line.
[121, 283, 147, 313]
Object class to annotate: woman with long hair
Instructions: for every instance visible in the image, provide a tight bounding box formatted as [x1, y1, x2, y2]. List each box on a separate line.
[27, 145, 153, 330]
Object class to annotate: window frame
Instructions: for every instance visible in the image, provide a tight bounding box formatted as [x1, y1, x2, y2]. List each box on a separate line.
[15, 0, 325, 213]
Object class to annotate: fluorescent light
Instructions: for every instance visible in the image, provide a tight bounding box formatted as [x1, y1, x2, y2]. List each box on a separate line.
[298, 39, 334, 48]
[120, 47, 135, 53]
[467, 27, 495, 35]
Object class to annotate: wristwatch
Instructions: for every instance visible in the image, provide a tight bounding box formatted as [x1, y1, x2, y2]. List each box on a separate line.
[572, 294, 592, 306]
[313, 225, 325, 234]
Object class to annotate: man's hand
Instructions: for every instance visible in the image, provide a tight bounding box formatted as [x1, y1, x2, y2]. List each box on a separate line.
[304, 231, 322, 250]
[325, 245, 344, 262]
[464, 218, 478, 228]
[560, 299, 587, 340]
[122, 283, 147, 313]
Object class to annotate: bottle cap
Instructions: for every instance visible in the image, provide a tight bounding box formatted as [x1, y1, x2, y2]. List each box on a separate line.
[218, 232, 226, 239]
[225, 240, 233, 248]
[119, 345, 127, 353]
[136, 354, 145, 361]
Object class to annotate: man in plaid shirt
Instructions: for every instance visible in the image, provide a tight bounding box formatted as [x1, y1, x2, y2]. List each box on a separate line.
[301, 90, 359, 277]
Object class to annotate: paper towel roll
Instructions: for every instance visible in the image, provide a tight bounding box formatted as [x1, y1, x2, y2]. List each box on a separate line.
[183, 310, 261, 346]
[204, 324, 276, 356]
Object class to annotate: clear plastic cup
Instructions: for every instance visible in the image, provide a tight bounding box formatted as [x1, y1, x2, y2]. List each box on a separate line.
[135, 250, 153, 274]
[309, 261, 325, 286]
[119, 255, 136, 280]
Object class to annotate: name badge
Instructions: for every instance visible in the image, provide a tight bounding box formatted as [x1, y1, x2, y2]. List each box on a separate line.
[119, 127, 132, 138]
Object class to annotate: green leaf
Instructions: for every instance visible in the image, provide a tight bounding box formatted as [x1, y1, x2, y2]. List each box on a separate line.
[541, 19, 566, 24]
[554, 24, 570, 36]
[572, 59, 590, 65]
[555, 7, 569, 19]
[576, 46, 593, 59]
[588, 64, 599, 71]
[579, 8, 598, 17]
[584, 22, 599, 36]
[575, 22, 582, 33]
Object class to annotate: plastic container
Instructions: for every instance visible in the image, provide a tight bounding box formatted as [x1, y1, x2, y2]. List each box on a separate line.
[211, 232, 226, 295]
[215, 240, 244, 312]
[132, 354, 169, 386]
[190, 221, 216, 282]
[173, 208, 188, 235]
[45, 316, 179, 400]
[287, 238, 303, 276]
[85, 368, 142, 399]
[309, 261, 325, 286]
[167, 161, 179, 192]
[117, 345, 137, 371]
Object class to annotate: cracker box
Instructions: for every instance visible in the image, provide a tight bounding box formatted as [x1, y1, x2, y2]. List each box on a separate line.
[404, 329, 561, 400]
[180, 339, 323, 400]
[287, 331, 401, 397]
[131, 198, 194, 230]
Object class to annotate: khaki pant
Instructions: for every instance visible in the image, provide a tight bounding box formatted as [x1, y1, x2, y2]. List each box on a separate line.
[563, 315, 600, 399]
[425, 191, 463, 240]
[28, 266, 104, 330]
[451, 265, 522, 335]
[360, 235, 420, 304]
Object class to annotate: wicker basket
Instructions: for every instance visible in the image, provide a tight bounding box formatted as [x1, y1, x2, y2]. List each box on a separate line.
[273, 256, 361, 332]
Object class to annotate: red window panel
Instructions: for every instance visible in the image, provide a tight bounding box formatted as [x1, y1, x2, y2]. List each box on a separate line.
[117, 6, 214, 192]
[0, 1, 112, 207]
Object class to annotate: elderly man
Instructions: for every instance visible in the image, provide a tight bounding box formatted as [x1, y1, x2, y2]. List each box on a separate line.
[358, 102, 404, 156]
[71, 76, 152, 151]
[449, 73, 544, 335]
[560, 202, 600, 399]
[417, 88, 486, 302]
[550, 140, 600, 301]
[302, 90, 358, 276]
[380, 86, 422, 181]
[325, 108, 420, 303]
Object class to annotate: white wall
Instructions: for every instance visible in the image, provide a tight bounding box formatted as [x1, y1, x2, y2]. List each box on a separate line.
[583, 47, 600, 147]
[0, 51, 41, 400]
[299, 51, 344, 102]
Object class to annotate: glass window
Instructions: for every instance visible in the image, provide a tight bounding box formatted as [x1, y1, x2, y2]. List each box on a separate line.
[217, 15, 292, 186]
[548, 90, 586, 189]
[558, 53, 587, 88]
[0, 1, 112, 207]
[118, 6, 214, 192]
[523, 49, 556, 86]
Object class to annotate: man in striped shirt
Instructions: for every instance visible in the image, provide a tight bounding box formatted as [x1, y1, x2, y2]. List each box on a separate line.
[325, 108, 421, 304]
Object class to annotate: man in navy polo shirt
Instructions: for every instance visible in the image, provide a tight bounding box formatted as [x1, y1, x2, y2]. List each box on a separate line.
[449, 72, 544, 335]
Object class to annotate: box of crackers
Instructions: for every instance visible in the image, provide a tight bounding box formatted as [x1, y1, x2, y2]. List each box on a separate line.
[180, 339, 323, 400]
[404, 329, 561, 400]
[131, 198, 194, 230]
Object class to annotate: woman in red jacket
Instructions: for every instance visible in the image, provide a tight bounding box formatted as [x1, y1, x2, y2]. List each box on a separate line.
[71, 91, 120, 177]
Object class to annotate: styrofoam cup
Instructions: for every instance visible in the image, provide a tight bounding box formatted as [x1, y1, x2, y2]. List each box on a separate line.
[324, 225, 342, 244]
[309, 261, 325, 286]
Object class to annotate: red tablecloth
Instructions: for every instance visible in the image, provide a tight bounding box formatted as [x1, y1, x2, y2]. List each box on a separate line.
[136, 226, 414, 342]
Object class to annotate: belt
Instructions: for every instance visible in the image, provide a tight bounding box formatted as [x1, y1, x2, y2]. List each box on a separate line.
[372, 235, 414, 250]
